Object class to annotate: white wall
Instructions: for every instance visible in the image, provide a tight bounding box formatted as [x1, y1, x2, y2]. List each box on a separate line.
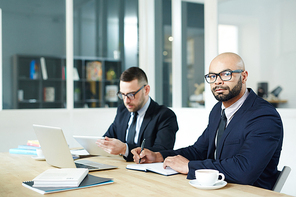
[218, 0, 296, 108]
[0, 108, 116, 152]
[0, 108, 295, 196]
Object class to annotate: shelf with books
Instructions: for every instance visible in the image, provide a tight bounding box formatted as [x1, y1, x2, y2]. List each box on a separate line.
[73, 58, 122, 108]
[13, 54, 121, 109]
[13, 54, 66, 109]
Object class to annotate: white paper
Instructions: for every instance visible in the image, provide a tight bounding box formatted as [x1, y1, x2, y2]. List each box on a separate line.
[126, 162, 178, 176]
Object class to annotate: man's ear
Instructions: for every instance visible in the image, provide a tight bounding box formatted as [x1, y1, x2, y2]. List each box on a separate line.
[242, 71, 248, 84]
[144, 85, 150, 96]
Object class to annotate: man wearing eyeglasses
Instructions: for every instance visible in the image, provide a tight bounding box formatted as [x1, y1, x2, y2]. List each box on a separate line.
[96, 67, 178, 161]
[132, 52, 283, 190]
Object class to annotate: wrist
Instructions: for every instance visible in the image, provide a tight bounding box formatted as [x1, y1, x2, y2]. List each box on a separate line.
[120, 143, 127, 156]
[155, 152, 164, 162]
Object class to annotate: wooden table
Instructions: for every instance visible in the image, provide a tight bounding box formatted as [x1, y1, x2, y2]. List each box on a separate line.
[0, 153, 291, 196]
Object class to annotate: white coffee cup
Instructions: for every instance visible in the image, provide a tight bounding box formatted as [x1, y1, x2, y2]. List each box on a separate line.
[195, 169, 225, 186]
[36, 149, 44, 158]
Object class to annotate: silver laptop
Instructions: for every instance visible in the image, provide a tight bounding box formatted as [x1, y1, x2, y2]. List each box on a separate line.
[73, 135, 111, 156]
[32, 124, 117, 171]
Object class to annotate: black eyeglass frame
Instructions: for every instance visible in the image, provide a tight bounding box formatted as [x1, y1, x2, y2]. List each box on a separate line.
[204, 69, 244, 84]
[117, 85, 146, 100]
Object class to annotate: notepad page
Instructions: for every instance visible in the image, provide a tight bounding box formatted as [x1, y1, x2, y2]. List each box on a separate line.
[126, 163, 178, 175]
[126, 163, 148, 171]
[145, 163, 178, 175]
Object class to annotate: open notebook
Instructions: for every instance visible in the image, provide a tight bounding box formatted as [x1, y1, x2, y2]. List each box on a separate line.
[33, 124, 117, 171]
[126, 163, 179, 176]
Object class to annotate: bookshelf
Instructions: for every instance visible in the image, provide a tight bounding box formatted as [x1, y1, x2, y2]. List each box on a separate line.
[72, 57, 122, 108]
[13, 55, 122, 109]
[13, 55, 66, 109]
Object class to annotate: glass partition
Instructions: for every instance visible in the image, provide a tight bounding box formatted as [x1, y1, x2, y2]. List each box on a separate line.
[1, 0, 138, 109]
[0, 0, 66, 109]
[158, 0, 204, 108]
[218, 0, 296, 108]
[73, 0, 138, 108]
[182, 1, 204, 108]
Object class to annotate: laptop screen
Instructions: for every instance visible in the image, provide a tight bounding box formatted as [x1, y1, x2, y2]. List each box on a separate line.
[33, 124, 77, 168]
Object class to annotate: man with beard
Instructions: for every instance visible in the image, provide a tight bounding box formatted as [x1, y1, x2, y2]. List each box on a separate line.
[96, 67, 178, 161]
[131, 52, 283, 190]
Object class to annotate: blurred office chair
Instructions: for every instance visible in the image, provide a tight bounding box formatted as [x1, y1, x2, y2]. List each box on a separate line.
[272, 166, 291, 192]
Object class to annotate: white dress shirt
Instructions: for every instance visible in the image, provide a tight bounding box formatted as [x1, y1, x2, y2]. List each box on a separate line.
[215, 89, 250, 158]
[123, 97, 151, 156]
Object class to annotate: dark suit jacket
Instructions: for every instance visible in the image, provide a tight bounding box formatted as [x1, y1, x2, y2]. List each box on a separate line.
[104, 98, 179, 161]
[160, 89, 283, 190]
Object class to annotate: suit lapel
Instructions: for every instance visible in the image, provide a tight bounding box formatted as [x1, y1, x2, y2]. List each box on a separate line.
[137, 100, 154, 144]
[216, 89, 256, 158]
[121, 110, 131, 142]
[138, 115, 152, 144]
[208, 108, 222, 159]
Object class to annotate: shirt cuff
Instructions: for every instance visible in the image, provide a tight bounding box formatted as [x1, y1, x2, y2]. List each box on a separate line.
[123, 143, 129, 157]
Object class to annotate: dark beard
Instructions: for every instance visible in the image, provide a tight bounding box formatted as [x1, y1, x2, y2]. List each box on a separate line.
[212, 77, 242, 102]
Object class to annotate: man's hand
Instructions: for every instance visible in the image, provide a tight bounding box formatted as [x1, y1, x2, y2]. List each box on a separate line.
[131, 147, 164, 164]
[96, 137, 126, 155]
[163, 155, 189, 174]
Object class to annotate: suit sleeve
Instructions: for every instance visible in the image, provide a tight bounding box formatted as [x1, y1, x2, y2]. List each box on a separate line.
[161, 107, 283, 188]
[125, 107, 179, 161]
[103, 122, 117, 138]
[188, 112, 282, 184]
[146, 108, 179, 152]
[160, 126, 210, 160]
[103, 108, 120, 138]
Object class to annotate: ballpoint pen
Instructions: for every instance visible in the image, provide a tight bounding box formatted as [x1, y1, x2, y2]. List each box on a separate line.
[139, 138, 146, 163]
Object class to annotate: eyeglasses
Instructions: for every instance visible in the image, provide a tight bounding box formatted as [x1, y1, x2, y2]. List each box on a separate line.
[117, 85, 146, 100]
[204, 69, 244, 84]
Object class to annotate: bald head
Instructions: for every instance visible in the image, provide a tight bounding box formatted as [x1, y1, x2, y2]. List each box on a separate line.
[208, 52, 248, 107]
[210, 52, 245, 72]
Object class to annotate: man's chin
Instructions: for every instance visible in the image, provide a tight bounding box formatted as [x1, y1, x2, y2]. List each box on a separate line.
[125, 106, 135, 112]
[214, 93, 227, 101]
[126, 107, 133, 112]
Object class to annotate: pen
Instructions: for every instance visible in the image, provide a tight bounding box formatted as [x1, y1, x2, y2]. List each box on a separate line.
[139, 138, 146, 163]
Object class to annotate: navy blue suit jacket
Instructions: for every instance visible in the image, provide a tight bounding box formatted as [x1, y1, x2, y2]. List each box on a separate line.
[160, 89, 283, 190]
[104, 98, 179, 161]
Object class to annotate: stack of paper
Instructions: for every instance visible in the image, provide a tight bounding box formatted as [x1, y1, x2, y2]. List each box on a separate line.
[32, 168, 89, 187]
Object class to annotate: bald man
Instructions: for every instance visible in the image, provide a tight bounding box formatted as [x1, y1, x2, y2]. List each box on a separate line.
[131, 52, 283, 190]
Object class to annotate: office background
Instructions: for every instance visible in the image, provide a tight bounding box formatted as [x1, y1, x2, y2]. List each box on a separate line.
[0, 0, 295, 196]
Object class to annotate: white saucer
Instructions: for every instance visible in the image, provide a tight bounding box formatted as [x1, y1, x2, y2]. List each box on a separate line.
[189, 180, 227, 190]
[31, 156, 45, 161]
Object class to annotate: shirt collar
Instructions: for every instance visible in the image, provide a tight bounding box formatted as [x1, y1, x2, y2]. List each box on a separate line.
[222, 89, 250, 121]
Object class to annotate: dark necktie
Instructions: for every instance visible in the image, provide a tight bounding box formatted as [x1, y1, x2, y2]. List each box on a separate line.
[127, 112, 138, 144]
[216, 109, 227, 152]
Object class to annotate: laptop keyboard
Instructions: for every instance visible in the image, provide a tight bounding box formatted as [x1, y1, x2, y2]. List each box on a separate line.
[75, 162, 99, 169]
